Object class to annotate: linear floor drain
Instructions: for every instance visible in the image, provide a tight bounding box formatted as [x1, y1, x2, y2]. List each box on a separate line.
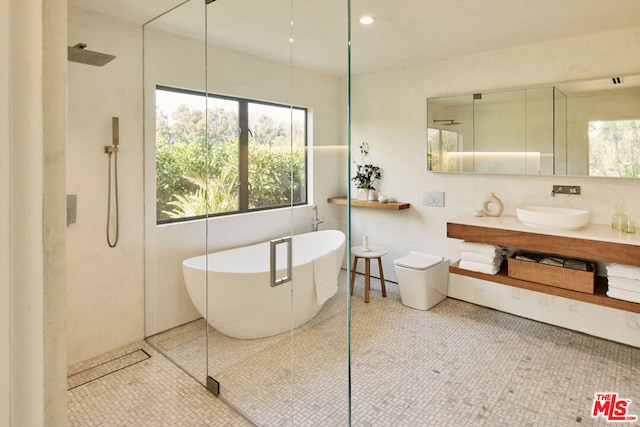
[67, 349, 151, 390]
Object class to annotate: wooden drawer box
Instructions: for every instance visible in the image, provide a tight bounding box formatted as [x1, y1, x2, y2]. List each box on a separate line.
[507, 255, 595, 294]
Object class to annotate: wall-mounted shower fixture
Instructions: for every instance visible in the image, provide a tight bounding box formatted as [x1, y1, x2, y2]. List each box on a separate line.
[433, 119, 463, 126]
[105, 117, 120, 248]
[68, 43, 116, 66]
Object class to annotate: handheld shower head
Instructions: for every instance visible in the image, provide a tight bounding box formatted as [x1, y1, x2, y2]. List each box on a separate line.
[112, 117, 119, 146]
[68, 43, 115, 66]
[104, 117, 119, 154]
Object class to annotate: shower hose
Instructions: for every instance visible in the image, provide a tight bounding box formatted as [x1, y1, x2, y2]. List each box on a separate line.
[106, 150, 119, 248]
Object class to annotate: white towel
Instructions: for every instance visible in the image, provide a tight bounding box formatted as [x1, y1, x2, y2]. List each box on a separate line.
[606, 287, 640, 304]
[460, 241, 505, 256]
[459, 260, 500, 275]
[606, 262, 640, 280]
[314, 250, 338, 305]
[461, 251, 503, 267]
[608, 276, 640, 293]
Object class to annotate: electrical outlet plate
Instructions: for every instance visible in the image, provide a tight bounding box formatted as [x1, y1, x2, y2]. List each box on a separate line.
[423, 191, 444, 207]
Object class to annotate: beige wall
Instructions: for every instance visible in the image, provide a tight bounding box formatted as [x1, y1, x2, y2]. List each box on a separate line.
[2, 0, 67, 425]
[67, 7, 145, 365]
[1, 1, 10, 420]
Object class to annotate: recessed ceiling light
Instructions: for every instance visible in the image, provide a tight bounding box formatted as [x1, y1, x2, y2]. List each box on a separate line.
[359, 16, 375, 25]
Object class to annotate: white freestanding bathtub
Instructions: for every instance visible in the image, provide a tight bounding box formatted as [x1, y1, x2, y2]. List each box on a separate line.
[182, 230, 346, 339]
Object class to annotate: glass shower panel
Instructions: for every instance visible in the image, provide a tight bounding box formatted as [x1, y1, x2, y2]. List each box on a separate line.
[203, 0, 298, 423]
[145, 0, 350, 424]
[204, 0, 350, 424]
[289, 1, 350, 424]
[143, 0, 209, 384]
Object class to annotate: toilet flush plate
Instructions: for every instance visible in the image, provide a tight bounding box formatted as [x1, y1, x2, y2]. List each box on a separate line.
[423, 191, 444, 207]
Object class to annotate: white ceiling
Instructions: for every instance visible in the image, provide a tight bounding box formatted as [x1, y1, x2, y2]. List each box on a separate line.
[69, 0, 640, 75]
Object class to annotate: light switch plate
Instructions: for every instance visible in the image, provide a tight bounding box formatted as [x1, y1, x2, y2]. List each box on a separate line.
[423, 191, 444, 207]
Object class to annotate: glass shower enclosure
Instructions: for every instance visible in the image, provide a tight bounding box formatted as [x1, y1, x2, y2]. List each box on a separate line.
[143, 0, 351, 424]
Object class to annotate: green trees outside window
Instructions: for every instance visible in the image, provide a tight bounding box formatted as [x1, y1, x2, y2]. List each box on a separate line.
[155, 87, 307, 223]
[589, 120, 640, 178]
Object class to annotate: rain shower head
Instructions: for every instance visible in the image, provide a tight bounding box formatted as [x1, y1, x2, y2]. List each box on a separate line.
[433, 119, 463, 126]
[67, 43, 115, 66]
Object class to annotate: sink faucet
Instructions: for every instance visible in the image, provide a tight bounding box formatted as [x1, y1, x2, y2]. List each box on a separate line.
[551, 185, 581, 197]
[311, 205, 323, 232]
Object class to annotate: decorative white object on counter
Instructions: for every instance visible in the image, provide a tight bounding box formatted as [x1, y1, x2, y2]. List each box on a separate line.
[482, 192, 504, 217]
[362, 235, 370, 251]
[377, 193, 389, 203]
[368, 190, 377, 201]
[473, 199, 485, 217]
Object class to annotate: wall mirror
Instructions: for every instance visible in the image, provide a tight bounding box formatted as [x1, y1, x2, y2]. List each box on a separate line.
[427, 74, 640, 178]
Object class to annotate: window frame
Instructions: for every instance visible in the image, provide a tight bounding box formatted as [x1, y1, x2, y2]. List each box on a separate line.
[156, 85, 308, 225]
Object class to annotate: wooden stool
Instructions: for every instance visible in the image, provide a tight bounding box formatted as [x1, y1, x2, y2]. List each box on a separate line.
[351, 245, 387, 303]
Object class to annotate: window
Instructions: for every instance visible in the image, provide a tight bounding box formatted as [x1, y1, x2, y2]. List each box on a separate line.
[589, 119, 640, 177]
[155, 86, 307, 223]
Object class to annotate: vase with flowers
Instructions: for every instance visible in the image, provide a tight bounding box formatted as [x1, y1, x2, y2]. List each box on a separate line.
[352, 142, 382, 201]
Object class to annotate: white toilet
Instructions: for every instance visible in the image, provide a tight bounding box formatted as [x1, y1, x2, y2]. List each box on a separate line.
[393, 251, 449, 310]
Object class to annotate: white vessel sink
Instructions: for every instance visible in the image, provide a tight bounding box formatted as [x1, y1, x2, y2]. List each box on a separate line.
[516, 206, 590, 230]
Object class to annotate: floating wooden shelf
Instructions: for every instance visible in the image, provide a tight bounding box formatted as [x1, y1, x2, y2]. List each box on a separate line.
[328, 197, 410, 210]
[450, 261, 640, 314]
[447, 220, 640, 314]
[447, 221, 640, 267]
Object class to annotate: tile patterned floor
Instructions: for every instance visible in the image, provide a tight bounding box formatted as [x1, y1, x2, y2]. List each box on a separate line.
[68, 270, 640, 426]
[67, 340, 252, 426]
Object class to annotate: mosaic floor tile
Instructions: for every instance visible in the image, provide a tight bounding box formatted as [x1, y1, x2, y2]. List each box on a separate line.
[69, 270, 640, 426]
[67, 349, 150, 390]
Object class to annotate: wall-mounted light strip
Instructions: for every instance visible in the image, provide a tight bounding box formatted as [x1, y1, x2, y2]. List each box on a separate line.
[445, 151, 547, 157]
